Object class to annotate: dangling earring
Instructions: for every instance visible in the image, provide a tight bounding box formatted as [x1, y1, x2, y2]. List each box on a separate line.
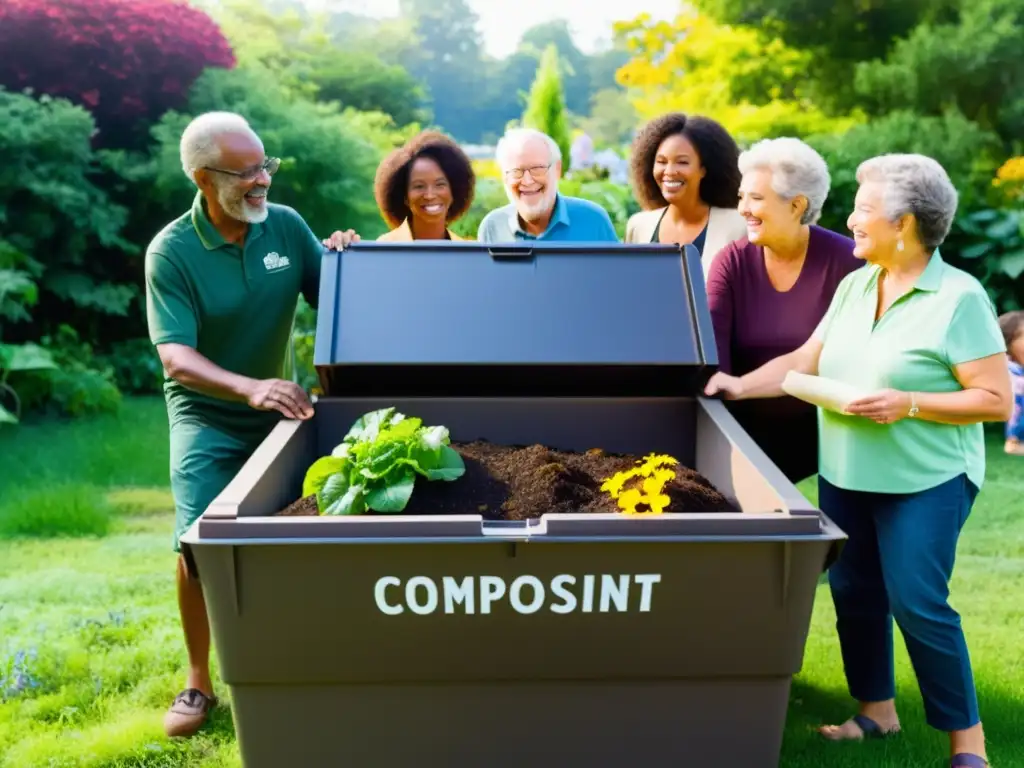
[897, 238, 904, 252]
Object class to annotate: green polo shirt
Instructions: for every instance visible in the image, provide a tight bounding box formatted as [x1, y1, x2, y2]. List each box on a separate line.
[813, 251, 1005, 494]
[144, 192, 323, 436]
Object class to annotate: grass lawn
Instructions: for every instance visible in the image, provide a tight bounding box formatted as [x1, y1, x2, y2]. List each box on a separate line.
[1, 396, 1022, 767]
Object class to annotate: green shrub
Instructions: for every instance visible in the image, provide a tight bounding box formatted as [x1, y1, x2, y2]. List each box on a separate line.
[292, 297, 318, 393]
[944, 207, 1024, 313]
[807, 110, 1003, 234]
[47, 365, 122, 419]
[0, 484, 112, 539]
[560, 177, 640, 239]
[449, 177, 508, 239]
[98, 338, 164, 396]
[126, 64, 394, 241]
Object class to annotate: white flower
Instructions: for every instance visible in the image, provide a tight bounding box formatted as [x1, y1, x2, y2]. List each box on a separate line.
[331, 443, 351, 459]
[420, 426, 448, 451]
[391, 412, 406, 425]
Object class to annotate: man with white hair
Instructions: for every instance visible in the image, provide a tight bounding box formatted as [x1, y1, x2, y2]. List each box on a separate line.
[477, 127, 618, 242]
[144, 111, 357, 738]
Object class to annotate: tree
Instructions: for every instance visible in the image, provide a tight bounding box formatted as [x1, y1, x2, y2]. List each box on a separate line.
[0, 90, 135, 331]
[615, 8, 862, 143]
[691, 0, 946, 111]
[579, 89, 637, 148]
[312, 57, 430, 127]
[0, 0, 235, 148]
[518, 21, 592, 115]
[397, 0, 486, 141]
[522, 46, 572, 170]
[137, 66, 390, 241]
[211, 0, 430, 126]
[853, 0, 1024, 147]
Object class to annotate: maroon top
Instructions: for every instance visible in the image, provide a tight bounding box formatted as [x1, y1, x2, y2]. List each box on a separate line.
[705, 225, 861, 480]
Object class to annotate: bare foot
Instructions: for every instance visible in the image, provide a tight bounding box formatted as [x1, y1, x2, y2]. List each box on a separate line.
[1005, 439, 1024, 456]
[819, 707, 900, 741]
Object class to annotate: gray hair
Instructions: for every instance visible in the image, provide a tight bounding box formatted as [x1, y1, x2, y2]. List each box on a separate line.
[855, 154, 958, 250]
[738, 137, 831, 225]
[495, 127, 562, 171]
[179, 111, 255, 184]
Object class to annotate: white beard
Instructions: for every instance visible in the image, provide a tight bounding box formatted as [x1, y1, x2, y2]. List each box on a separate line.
[508, 184, 556, 223]
[217, 184, 269, 224]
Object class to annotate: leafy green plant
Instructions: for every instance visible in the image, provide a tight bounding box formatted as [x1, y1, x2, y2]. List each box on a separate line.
[944, 207, 1024, 313]
[302, 408, 465, 516]
[0, 343, 56, 424]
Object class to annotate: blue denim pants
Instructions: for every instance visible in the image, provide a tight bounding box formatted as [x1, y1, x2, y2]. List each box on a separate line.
[818, 473, 981, 732]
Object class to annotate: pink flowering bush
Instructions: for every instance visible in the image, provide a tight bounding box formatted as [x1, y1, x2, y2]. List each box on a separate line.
[0, 0, 235, 146]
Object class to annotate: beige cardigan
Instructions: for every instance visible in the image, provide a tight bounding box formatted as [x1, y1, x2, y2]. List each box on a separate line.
[377, 218, 468, 241]
[624, 206, 747, 277]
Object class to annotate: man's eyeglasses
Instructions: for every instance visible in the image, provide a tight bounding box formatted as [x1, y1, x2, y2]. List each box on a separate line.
[204, 157, 281, 182]
[504, 163, 552, 181]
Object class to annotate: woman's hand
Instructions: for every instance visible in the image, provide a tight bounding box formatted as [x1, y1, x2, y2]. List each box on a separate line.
[322, 229, 361, 251]
[845, 388, 914, 424]
[704, 372, 745, 400]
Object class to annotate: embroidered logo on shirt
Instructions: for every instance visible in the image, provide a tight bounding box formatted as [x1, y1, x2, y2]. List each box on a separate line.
[263, 252, 291, 272]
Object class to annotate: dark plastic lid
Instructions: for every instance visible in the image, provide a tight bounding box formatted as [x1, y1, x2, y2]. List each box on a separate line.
[313, 241, 718, 397]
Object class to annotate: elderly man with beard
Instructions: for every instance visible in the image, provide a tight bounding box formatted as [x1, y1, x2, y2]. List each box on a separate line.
[144, 111, 357, 738]
[477, 127, 619, 242]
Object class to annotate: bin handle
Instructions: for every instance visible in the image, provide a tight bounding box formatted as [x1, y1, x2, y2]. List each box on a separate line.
[488, 246, 535, 262]
[481, 519, 547, 536]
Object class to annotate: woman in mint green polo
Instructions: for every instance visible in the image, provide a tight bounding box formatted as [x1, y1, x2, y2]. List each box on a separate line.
[705, 153, 1012, 768]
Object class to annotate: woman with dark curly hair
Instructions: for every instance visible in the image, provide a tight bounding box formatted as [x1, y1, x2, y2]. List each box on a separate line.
[373, 130, 476, 241]
[625, 113, 746, 274]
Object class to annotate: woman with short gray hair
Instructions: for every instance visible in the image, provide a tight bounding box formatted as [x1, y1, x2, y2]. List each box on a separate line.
[705, 137, 860, 483]
[706, 153, 1011, 768]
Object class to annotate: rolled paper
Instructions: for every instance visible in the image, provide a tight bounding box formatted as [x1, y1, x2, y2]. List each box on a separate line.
[781, 371, 869, 415]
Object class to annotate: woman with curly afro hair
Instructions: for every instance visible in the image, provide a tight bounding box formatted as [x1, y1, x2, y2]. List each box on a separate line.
[374, 130, 476, 241]
[624, 113, 746, 275]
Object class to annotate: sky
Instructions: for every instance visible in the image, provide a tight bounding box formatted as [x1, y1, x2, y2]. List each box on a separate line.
[306, 0, 683, 59]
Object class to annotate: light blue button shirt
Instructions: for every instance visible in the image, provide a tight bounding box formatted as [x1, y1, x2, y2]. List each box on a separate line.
[477, 194, 619, 243]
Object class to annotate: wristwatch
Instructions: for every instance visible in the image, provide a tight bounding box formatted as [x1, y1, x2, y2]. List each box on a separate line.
[908, 392, 919, 418]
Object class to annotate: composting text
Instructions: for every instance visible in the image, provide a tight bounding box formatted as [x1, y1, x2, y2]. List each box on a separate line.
[373, 573, 663, 615]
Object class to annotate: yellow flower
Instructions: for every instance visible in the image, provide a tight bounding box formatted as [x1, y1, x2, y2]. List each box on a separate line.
[642, 474, 672, 514]
[617, 488, 643, 515]
[602, 455, 679, 515]
[996, 157, 1024, 183]
[600, 467, 639, 498]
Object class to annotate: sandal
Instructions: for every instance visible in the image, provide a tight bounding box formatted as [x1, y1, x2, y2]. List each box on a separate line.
[820, 713, 900, 741]
[164, 687, 218, 738]
[951, 754, 988, 768]
[851, 713, 899, 739]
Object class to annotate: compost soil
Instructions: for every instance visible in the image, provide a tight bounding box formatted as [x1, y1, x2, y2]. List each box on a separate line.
[277, 441, 734, 519]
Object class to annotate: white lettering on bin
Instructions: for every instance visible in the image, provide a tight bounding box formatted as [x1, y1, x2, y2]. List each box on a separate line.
[509, 575, 544, 614]
[443, 576, 474, 614]
[372, 574, 663, 616]
[549, 574, 577, 614]
[375, 576, 403, 615]
[479, 576, 505, 614]
[405, 576, 438, 615]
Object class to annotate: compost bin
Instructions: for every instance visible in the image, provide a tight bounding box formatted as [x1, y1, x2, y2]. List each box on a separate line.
[180, 241, 846, 768]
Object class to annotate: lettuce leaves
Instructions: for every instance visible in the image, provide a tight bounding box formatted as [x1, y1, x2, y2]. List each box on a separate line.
[301, 408, 465, 516]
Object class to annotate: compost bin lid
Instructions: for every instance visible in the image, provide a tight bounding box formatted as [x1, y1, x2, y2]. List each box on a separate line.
[312, 241, 718, 397]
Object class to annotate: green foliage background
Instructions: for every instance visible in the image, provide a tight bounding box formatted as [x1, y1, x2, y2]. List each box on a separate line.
[1, 0, 1022, 424]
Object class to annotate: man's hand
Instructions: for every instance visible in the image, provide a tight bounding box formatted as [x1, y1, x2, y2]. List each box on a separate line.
[845, 388, 913, 424]
[246, 378, 314, 420]
[704, 372, 744, 400]
[322, 229, 361, 251]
